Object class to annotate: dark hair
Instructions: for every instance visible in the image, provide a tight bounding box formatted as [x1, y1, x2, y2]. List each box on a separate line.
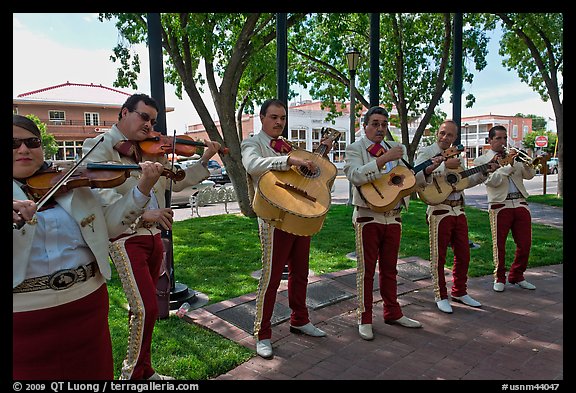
[259, 99, 287, 117]
[13, 114, 41, 139]
[363, 106, 389, 125]
[488, 125, 507, 139]
[119, 93, 159, 120]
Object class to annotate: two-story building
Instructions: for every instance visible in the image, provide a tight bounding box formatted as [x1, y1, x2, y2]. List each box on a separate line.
[14, 82, 532, 171]
[13, 81, 173, 161]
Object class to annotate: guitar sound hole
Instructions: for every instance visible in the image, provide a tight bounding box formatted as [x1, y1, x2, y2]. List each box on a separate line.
[391, 175, 402, 185]
[446, 173, 458, 184]
[297, 166, 320, 178]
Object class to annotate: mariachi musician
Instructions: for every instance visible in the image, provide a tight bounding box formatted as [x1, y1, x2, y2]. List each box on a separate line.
[415, 120, 498, 314]
[473, 125, 537, 293]
[81, 93, 221, 380]
[344, 106, 443, 341]
[12, 114, 165, 380]
[241, 98, 334, 359]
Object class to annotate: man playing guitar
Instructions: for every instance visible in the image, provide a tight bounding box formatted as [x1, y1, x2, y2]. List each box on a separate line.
[343, 106, 443, 341]
[415, 120, 499, 314]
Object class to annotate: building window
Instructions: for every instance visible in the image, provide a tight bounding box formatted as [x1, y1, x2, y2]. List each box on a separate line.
[332, 139, 347, 163]
[311, 128, 323, 151]
[319, 127, 346, 163]
[290, 128, 307, 150]
[85, 112, 100, 126]
[49, 110, 65, 125]
[52, 140, 84, 161]
[512, 124, 518, 139]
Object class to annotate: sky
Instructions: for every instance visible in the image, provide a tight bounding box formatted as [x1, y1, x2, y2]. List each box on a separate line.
[13, 13, 559, 134]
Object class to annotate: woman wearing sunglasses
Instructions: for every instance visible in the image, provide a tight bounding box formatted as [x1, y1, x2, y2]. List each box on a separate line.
[12, 114, 164, 380]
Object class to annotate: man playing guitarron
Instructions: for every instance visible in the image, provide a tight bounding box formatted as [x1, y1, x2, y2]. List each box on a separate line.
[241, 98, 334, 359]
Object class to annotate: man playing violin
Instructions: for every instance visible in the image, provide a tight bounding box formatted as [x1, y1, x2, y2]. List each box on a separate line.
[344, 106, 443, 341]
[81, 93, 221, 380]
[415, 120, 499, 314]
[474, 125, 537, 293]
[12, 114, 164, 380]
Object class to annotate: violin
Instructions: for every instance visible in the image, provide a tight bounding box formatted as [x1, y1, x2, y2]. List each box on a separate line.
[23, 162, 185, 202]
[139, 131, 229, 157]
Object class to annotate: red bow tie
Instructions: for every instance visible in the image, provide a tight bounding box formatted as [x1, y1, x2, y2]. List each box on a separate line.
[114, 140, 143, 163]
[367, 143, 386, 157]
[270, 138, 292, 154]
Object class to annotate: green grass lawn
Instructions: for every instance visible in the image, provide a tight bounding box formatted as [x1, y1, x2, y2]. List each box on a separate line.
[108, 198, 563, 379]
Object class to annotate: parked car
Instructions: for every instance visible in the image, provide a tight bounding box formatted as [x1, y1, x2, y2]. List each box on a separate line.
[547, 157, 558, 174]
[170, 163, 216, 207]
[179, 159, 230, 185]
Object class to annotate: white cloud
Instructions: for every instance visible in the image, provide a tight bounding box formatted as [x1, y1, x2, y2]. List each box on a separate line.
[13, 14, 207, 134]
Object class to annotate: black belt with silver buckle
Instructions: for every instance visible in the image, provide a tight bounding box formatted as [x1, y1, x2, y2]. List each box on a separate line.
[13, 262, 98, 293]
[441, 199, 464, 207]
[506, 192, 523, 200]
[381, 208, 402, 217]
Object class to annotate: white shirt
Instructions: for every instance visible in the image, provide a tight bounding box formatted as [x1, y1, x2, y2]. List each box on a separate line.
[26, 204, 93, 279]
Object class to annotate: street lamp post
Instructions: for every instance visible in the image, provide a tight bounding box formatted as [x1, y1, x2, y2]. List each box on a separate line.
[464, 123, 469, 168]
[346, 47, 360, 206]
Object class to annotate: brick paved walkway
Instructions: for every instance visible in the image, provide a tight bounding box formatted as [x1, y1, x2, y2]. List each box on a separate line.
[184, 263, 563, 381]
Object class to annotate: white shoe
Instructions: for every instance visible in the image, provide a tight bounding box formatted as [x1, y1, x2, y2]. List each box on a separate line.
[256, 339, 273, 359]
[289, 322, 327, 337]
[493, 282, 505, 292]
[452, 294, 482, 308]
[358, 324, 374, 340]
[514, 280, 536, 290]
[147, 372, 175, 380]
[385, 315, 422, 328]
[436, 299, 453, 313]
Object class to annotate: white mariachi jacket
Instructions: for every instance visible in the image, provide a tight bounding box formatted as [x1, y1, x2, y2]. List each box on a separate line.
[13, 182, 141, 288]
[344, 136, 431, 210]
[81, 124, 210, 233]
[474, 150, 535, 203]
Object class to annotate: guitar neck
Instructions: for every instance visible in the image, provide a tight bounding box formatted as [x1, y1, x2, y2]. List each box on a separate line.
[315, 143, 333, 158]
[412, 159, 432, 175]
[459, 162, 491, 179]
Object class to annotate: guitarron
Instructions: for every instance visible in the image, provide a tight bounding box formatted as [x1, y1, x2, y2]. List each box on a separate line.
[358, 145, 463, 212]
[253, 128, 341, 236]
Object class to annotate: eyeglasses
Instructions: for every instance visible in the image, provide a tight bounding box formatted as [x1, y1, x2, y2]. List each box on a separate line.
[13, 137, 42, 149]
[368, 121, 389, 128]
[131, 110, 157, 126]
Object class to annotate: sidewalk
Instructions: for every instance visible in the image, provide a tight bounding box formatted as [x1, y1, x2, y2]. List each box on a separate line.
[186, 262, 563, 381]
[176, 198, 563, 381]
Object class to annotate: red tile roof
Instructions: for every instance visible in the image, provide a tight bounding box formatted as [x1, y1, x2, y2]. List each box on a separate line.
[15, 81, 174, 111]
[16, 81, 132, 106]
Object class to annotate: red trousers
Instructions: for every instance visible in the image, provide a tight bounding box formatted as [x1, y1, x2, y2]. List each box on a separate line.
[489, 203, 532, 284]
[13, 284, 113, 380]
[110, 232, 164, 380]
[427, 209, 471, 300]
[254, 222, 311, 340]
[355, 221, 403, 323]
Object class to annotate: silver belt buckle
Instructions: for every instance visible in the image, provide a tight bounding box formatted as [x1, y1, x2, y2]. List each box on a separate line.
[49, 269, 78, 290]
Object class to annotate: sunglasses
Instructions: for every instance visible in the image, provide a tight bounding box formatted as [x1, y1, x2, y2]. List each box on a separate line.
[131, 110, 157, 126]
[13, 137, 42, 149]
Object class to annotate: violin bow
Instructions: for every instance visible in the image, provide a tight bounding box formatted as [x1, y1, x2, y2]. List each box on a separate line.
[14, 137, 105, 230]
[166, 130, 177, 207]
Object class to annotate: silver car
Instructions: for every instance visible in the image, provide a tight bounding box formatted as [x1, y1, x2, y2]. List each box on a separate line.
[170, 163, 216, 207]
